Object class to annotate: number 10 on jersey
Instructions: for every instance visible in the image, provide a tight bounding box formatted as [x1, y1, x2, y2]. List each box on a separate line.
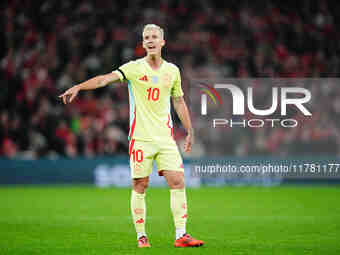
[147, 87, 160, 101]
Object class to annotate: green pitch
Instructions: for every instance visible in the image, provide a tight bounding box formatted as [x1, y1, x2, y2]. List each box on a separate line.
[1, 186, 340, 254]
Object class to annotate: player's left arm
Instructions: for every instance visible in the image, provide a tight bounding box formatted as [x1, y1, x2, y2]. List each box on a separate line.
[172, 96, 194, 153]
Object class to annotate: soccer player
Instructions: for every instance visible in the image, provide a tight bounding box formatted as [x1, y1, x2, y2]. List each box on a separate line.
[59, 24, 204, 248]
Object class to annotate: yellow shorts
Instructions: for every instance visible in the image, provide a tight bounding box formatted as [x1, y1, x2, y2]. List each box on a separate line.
[129, 138, 184, 179]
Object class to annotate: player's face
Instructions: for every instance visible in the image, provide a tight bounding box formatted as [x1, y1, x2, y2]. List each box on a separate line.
[142, 28, 165, 56]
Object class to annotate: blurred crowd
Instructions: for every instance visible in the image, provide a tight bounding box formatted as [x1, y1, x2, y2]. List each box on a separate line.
[1, 0, 340, 158]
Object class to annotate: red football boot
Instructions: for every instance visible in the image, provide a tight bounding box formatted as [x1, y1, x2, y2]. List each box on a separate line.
[174, 234, 204, 247]
[138, 236, 151, 248]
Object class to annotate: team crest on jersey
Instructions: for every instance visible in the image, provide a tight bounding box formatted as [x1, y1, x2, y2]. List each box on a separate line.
[162, 73, 172, 88]
[152, 76, 159, 84]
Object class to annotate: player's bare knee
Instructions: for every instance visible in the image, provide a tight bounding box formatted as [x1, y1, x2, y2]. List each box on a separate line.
[133, 183, 148, 193]
[169, 176, 185, 189]
[133, 177, 149, 193]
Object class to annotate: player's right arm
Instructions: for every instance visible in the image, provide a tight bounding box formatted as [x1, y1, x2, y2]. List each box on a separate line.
[58, 72, 120, 104]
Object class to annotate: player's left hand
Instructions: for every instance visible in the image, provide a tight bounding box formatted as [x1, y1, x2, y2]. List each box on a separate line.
[184, 133, 194, 153]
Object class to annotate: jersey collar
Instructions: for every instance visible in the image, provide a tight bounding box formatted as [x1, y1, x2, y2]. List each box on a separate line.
[143, 57, 165, 72]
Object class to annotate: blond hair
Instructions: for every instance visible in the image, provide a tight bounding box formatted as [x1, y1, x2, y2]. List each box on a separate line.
[142, 24, 164, 39]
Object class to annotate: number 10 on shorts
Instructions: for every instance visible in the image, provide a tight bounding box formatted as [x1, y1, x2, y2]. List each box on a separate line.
[131, 149, 143, 162]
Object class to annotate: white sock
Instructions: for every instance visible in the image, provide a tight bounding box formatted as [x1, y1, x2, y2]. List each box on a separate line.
[137, 232, 146, 240]
[176, 228, 186, 239]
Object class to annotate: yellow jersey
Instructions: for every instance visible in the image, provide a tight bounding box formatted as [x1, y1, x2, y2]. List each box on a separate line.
[113, 58, 184, 142]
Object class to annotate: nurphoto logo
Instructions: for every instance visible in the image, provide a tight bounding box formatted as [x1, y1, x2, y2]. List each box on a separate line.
[198, 82, 312, 128]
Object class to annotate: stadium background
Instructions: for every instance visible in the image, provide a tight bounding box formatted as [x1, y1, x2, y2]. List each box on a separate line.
[1, 0, 340, 254]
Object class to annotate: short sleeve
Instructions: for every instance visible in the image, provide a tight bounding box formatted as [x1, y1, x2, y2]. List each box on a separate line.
[112, 61, 135, 82]
[171, 67, 184, 97]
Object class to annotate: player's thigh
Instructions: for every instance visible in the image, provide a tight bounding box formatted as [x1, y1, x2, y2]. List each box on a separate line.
[155, 140, 184, 176]
[129, 140, 155, 179]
